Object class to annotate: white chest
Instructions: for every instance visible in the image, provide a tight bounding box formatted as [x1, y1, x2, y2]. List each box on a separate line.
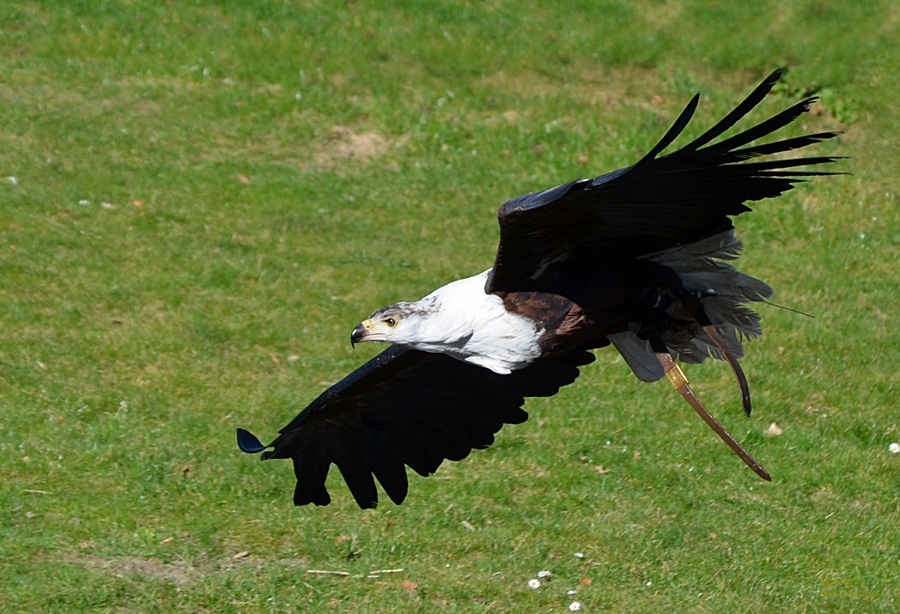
[408, 270, 544, 374]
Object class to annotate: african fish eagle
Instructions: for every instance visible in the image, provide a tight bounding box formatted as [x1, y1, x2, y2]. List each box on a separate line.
[237, 69, 842, 509]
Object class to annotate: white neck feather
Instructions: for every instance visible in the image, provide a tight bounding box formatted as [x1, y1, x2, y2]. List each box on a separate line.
[402, 270, 543, 374]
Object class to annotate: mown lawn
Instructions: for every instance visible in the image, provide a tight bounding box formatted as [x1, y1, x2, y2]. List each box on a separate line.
[1, 1, 897, 612]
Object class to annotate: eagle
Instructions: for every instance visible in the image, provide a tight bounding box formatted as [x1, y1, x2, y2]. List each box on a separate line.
[237, 69, 841, 509]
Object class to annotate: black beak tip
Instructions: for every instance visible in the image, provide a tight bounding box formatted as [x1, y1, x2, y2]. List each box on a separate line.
[350, 323, 366, 348]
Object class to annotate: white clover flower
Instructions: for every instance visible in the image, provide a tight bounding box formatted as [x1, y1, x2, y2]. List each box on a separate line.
[537, 570, 551, 578]
[569, 601, 582, 611]
[528, 578, 541, 589]
[889, 442, 900, 454]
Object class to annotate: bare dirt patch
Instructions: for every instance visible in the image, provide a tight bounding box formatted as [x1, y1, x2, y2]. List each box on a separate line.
[72, 555, 197, 584]
[309, 126, 403, 171]
[59, 552, 310, 585]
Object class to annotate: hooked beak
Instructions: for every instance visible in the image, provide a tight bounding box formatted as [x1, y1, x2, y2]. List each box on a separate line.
[350, 319, 373, 348]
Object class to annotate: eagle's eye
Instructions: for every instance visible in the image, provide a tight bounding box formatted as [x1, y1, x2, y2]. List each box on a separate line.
[383, 317, 397, 328]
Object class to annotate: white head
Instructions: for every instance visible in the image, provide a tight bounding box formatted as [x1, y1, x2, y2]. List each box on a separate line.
[350, 301, 437, 347]
[346, 270, 543, 373]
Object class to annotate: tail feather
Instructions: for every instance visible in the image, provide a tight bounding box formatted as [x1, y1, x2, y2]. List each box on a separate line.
[612, 230, 773, 378]
[609, 332, 665, 382]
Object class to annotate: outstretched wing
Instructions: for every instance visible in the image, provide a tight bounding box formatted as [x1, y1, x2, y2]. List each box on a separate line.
[238, 345, 594, 509]
[486, 68, 843, 295]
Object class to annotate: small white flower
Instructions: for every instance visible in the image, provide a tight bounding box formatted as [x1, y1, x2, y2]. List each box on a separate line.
[537, 570, 551, 578]
[574, 552, 584, 559]
[646, 580, 652, 587]
[569, 602, 582, 611]
[528, 578, 541, 589]
[889, 442, 900, 454]
[567, 589, 578, 596]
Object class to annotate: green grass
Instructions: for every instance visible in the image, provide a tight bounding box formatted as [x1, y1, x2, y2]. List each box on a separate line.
[1, 1, 897, 611]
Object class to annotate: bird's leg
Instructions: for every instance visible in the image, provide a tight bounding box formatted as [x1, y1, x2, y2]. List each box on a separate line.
[651, 342, 771, 481]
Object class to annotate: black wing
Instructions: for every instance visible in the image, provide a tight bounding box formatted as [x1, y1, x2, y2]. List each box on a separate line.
[486, 68, 843, 294]
[238, 345, 594, 509]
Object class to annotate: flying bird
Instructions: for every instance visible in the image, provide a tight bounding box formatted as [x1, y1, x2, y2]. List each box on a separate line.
[237, 69, 841, 509]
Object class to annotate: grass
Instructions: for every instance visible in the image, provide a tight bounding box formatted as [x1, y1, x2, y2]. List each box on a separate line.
[1, 1, 897, 611]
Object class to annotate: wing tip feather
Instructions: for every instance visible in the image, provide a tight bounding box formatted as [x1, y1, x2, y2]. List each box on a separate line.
[236, 428, 268, 455]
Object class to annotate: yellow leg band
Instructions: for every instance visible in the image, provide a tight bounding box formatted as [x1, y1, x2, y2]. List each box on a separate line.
[664, 362, 689, 389]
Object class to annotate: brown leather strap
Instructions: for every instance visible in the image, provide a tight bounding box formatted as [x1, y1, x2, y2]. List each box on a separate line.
[655, 351, 771, 481]
[702, 324, 752, 416]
